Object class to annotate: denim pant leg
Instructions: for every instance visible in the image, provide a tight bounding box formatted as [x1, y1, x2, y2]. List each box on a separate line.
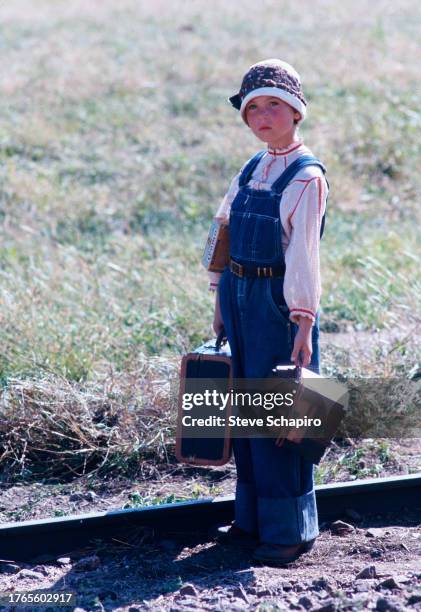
[241, 279, 319, 544]
[250, 439, 318, 544]
[231, 438, 258, 533]
[219, 270, 258, 533]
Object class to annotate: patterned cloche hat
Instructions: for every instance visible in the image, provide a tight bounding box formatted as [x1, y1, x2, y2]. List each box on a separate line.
[229, 59, 307, 124]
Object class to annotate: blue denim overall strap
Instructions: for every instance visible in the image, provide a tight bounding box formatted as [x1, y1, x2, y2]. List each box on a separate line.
[238, 151, 328, 237]
[238, 150, 267, 187]
[271, 154, 328, 239]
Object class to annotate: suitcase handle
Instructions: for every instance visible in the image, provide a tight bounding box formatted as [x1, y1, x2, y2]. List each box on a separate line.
[215, 327, 227, 352]
[271, 364, 302, 383]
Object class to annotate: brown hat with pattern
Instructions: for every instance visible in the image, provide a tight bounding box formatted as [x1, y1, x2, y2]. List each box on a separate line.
[229, 58, 307, 124]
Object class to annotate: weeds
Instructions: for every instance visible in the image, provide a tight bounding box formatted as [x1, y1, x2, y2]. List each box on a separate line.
[315, 440, 398, 484]
[123, 483, 221, 508]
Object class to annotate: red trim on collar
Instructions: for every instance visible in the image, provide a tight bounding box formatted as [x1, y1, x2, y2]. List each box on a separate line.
[267, 142, 303, 156]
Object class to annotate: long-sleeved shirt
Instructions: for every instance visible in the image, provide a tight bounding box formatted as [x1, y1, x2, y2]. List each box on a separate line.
[208, 140, 328, 325]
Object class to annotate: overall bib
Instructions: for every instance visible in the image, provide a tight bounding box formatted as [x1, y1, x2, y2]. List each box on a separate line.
[218, 152, 327, 544]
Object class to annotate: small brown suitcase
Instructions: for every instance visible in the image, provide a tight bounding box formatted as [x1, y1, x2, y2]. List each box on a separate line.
[176, 332, 233, 466]
[269, 365, 348, 464]
[201, 218, 230, 273]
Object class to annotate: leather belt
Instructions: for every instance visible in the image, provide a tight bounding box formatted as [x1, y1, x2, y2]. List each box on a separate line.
[230, 258, 285, 278]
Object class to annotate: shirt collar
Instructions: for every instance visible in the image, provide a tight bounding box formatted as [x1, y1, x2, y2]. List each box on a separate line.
[267, 140, 304, 156]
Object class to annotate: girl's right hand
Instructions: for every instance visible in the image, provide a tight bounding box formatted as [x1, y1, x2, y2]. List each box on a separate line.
[291, 316, 313, 367]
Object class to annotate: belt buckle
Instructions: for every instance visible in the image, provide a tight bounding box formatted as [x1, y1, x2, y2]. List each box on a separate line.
[231, 260, 243, 278]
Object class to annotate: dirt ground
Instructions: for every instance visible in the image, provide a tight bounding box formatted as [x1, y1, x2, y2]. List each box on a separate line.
[0, 509, 420, 611]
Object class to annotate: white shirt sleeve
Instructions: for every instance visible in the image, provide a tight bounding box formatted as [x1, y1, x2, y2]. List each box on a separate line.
[280, 168, 328, 324]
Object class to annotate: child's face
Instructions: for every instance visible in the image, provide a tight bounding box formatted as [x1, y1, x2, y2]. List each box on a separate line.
[245, 96, 300, 148]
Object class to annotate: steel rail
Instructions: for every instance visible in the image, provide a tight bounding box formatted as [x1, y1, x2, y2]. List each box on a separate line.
[0, 473, 420, 562]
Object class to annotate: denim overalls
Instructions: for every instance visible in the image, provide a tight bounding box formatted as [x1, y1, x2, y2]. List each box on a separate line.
[218, 151, 327, 545]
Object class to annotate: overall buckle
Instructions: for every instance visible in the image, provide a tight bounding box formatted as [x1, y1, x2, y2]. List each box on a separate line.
[257, 266, 273, 277]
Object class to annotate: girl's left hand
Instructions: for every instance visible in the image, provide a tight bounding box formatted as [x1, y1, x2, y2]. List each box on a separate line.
[291, 317, 313, 367]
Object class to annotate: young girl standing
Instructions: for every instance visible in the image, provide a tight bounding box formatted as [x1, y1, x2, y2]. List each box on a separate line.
[209, 59, 328, 565]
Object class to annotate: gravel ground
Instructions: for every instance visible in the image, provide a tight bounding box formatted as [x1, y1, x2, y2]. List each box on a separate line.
[0, 510, 420, 611]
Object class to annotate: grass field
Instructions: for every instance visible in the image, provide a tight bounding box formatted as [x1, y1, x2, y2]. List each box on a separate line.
[0, 0, 419, 484]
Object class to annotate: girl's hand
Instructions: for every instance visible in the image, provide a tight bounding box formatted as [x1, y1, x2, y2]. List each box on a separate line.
[213, 290, 224, 336]
[291, 316, 313, 367]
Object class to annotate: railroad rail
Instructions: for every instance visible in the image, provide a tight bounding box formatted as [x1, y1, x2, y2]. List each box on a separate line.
[1, 473, 420, 562]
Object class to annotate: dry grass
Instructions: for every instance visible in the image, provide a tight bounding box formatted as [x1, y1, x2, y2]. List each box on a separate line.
[0, 357, 179, 481]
